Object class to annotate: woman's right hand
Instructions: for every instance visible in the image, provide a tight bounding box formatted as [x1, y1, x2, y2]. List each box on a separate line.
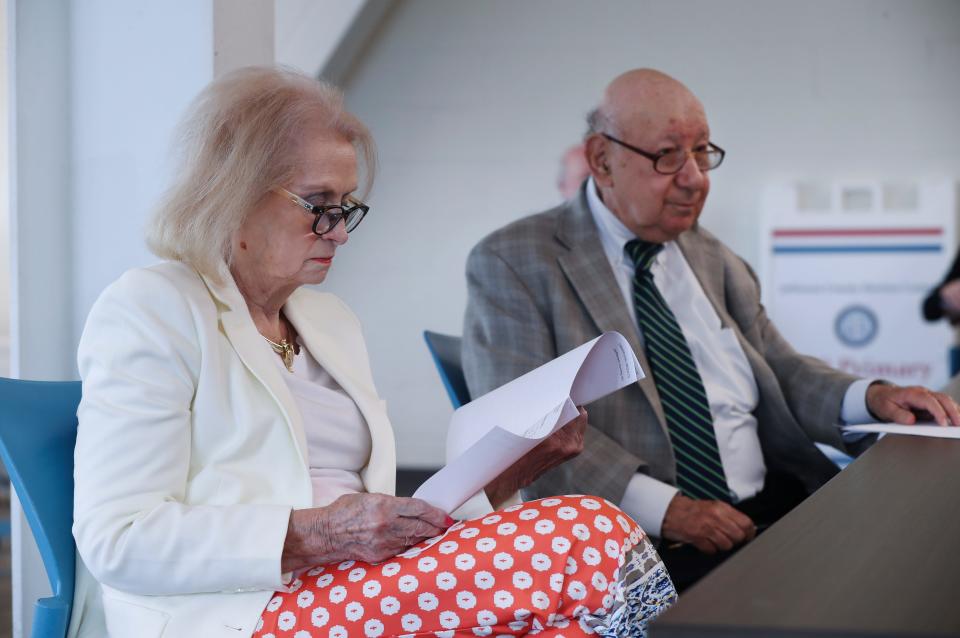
[281, 493, 452, 572]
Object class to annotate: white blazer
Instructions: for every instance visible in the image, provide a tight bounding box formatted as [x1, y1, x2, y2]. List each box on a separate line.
[69, 261, 397, 638]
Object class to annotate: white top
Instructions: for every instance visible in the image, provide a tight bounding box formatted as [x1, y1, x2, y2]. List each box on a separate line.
[274, 340, 372, 507]
[585, 178, 873, 536]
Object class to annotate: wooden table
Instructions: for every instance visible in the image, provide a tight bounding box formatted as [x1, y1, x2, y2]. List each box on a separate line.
[649, 434, 960, 637]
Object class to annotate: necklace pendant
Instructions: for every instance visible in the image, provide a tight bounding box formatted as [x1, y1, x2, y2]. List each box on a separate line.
[280, 342, 294, 373]
[264, 334, 296, 373]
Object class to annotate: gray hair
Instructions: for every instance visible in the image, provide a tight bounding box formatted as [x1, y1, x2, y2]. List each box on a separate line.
[584, 106, 617, 140]
[146, 66, 376, 280]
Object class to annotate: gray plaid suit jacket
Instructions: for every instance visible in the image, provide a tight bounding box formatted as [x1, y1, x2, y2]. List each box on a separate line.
[462, 187, 871, 508]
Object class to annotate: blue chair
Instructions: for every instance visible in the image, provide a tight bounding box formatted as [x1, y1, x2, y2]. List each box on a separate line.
[423, 331, 471, 408]
[0, 378, 81, 638]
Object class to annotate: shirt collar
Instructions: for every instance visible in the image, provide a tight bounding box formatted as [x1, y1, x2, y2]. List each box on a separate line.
[585, 177, 670, 269]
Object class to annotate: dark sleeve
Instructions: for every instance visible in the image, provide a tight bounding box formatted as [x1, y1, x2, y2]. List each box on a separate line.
[923, 249, 960, 321]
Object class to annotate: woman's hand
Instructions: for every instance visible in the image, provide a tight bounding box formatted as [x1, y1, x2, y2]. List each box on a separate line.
[281, 494, 452, 572]
[484, 406, 588, 509]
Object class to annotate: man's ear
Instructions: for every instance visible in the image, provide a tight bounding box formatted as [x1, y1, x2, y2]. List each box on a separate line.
[585, 134, 613, 187]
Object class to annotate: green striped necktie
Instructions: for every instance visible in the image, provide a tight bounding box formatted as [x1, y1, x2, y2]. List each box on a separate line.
[625, 239, 732, 502]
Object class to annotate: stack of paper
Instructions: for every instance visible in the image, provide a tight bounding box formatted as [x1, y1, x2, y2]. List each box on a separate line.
[841, 423, 960, 439]
[414, 332, 643, 512]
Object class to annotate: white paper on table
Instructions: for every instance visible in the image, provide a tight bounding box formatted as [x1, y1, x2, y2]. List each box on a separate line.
[841, 423, 960, 439]
[413, 331, 643, 513]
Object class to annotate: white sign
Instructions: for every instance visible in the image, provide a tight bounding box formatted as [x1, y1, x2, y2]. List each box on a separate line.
[761, 181, 955, 389]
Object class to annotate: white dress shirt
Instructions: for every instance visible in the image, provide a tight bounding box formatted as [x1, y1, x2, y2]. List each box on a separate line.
[585, 178, 873, 536]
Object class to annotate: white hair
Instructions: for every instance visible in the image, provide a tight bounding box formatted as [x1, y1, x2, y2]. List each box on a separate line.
[146, 66, 376, 280]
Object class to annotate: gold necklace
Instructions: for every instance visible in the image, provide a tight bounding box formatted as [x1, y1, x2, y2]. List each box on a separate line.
[263, 335, 296, 373]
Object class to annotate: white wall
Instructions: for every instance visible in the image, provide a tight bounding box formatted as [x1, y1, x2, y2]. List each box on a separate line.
[323, 0, 960, 467]
[10, 0, 73, 382]
[275, 0, 367, 76]
[0, 0, 9, 376]
[69, 2, 216, 364]
[215, 0, 275, 77]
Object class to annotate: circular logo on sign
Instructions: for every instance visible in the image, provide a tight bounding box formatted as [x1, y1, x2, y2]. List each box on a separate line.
[834, 305, 878, 348]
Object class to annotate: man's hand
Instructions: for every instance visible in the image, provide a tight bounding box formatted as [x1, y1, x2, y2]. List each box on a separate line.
[484, 407, 588, 509]
[940, 280, 960, 321]
[866, 383, 960, 426]
[660, 493, 756, 554]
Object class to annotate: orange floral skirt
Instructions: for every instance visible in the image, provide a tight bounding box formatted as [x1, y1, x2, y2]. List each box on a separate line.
[253, 495, 675, 637]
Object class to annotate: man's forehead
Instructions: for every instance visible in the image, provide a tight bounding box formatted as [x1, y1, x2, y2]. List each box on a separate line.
[621, 101, 710, 143]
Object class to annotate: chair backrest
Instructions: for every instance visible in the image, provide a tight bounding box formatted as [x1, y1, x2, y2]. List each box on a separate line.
[0, 378, 81, 638]
[423, 331, 471, 408]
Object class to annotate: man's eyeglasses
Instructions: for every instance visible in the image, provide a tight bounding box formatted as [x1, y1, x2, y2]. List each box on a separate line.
[276, 187, 370, 236]
[601, 133, 725, 175]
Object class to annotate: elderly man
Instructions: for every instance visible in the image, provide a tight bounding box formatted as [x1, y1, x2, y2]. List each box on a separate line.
[461, 68, 960, 590]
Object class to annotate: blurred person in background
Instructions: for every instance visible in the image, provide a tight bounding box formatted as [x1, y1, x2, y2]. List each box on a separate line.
[557, 143, 591, 200]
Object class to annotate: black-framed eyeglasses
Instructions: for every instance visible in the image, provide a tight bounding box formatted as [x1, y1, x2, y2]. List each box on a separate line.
[601, 133, 726, 175]
[276, 187, 370, 236]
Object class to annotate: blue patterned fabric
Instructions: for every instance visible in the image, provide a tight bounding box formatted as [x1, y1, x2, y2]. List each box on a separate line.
[585, 531, 677, 637]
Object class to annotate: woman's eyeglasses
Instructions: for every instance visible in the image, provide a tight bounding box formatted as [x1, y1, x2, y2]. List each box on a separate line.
[276, 187, 370, 236]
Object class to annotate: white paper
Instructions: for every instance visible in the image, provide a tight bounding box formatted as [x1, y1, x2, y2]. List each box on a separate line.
[414, 331, 643, 513]
[841, 422, 960, 439]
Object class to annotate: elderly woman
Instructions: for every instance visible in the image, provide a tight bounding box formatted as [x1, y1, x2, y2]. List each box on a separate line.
[70, 67, 675, 638]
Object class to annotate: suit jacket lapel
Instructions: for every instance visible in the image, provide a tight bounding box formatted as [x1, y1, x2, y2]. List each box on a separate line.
[201, 267, 310, 467]
[677, 228, 770, 380]
[555, 194, 668, 432]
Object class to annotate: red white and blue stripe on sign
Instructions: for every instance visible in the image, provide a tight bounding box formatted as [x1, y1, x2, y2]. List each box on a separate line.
[771, 227, 943, 254]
